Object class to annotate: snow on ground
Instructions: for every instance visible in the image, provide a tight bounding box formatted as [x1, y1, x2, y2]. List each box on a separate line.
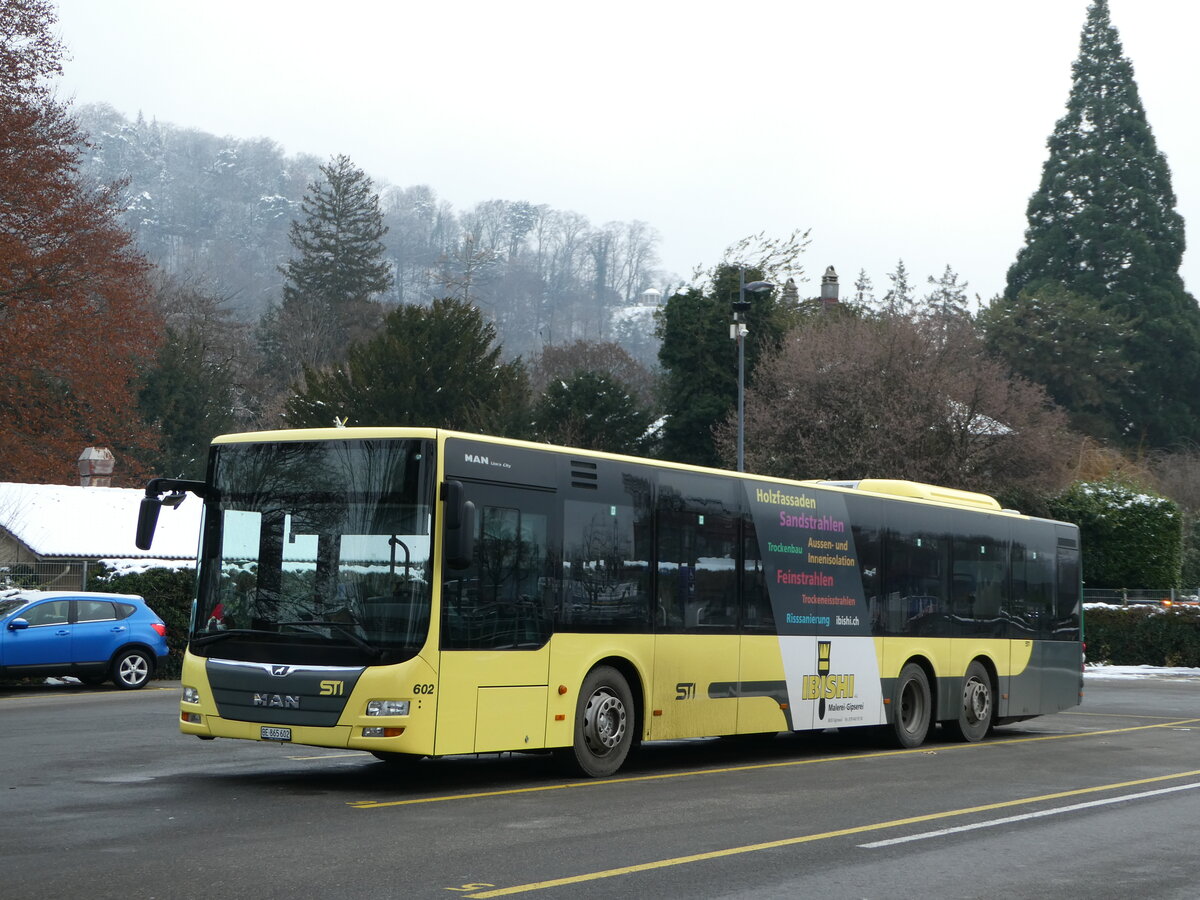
[1086, 664, 1200, 680]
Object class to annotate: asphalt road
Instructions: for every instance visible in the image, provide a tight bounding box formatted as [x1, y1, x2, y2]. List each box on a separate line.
[2, 673, 1199, 900]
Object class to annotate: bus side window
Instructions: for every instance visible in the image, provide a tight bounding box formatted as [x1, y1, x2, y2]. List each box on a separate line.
[442, 487, 556, 650]
[884, 527, 947, 636]
[656, 474, 738, 633]
[560, 499, 651, 633]
[1054, 543, 1081, 639]
[741, 516, 773, 631]
[951, 532, 1008, 638]
[1011, 534, 1054, 639]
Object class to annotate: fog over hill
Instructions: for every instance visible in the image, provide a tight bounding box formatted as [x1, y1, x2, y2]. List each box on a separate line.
[76, 104, 674, 365]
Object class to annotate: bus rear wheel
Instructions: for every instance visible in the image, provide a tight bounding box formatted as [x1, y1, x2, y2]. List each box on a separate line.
[888, 662, 931, 748]
[567, 666, 634, 778]
[943, 660, 993, 742]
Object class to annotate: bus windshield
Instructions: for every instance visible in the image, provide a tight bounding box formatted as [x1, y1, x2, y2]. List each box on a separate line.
[191, 438, 436, 667]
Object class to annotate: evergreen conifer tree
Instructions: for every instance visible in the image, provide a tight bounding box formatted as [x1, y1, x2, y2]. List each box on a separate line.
[284, 297, 528, 435]
[531, 370, 654, 454]
[1001, 0, 1200, 447]
[656, 265, 792, 468]
[260, 154, 392, 386]
[881, 259, 915, 317]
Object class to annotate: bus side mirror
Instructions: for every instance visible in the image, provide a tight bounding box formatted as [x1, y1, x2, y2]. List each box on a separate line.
[442, 481, 475, 570]
[136, 478, 210, 551]
[136, 496, 162, 551]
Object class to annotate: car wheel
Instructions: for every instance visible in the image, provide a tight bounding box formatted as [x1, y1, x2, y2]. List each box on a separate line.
[111, 648, 154, 690]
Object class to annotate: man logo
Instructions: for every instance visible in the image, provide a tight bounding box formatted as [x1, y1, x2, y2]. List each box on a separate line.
[270, 665, 292, 677]
[253, 693, 299, 709]
[319, 680, 344, 696]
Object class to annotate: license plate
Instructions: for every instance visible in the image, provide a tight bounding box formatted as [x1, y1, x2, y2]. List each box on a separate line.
[261, 726, 292, 742]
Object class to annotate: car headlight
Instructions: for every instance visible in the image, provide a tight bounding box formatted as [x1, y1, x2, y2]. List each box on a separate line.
[366, 699, 410, 717]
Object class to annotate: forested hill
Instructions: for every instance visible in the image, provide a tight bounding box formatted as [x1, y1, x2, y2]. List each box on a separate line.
[74, 103, 670, 363]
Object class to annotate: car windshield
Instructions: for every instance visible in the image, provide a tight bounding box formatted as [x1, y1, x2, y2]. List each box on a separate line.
[192, 438, 436, 666]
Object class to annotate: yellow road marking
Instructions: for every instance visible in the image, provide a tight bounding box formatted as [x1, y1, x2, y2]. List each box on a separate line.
[0, 684, 177, 702]
[463, 768, 1200, 897]
[347, 718, 1200, 810]
[1064, 710, 1189, 721]
[287, 752, 362, 760]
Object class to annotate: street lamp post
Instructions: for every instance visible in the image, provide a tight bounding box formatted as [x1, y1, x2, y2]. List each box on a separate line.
[731, 268, 774, 472]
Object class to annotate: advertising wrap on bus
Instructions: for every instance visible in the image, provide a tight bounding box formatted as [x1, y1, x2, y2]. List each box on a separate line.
[745, 482, 884, 730]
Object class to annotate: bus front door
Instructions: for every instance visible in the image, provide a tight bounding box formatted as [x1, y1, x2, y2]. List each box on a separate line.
[436, 483, 556, 756]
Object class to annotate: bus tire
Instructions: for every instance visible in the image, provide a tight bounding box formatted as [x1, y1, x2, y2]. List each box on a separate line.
[943, 660, 993, 743]
[889, 662, 931, 748]
[568, 666, 634, 778]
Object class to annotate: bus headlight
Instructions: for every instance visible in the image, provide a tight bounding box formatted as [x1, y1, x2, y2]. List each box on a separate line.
[367, 700, 410, 717]
[182, 686, 200, 704]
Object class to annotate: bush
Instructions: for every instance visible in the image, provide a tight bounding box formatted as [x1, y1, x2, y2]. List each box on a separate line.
[1084, 605, 1200, 667]
[88, 566, 195, 678]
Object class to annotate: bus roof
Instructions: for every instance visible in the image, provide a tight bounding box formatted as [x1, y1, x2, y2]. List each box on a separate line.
[209, 427, 1010, 516]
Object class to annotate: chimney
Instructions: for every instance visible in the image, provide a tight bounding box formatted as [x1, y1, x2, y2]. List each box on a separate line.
[79, 447, 115, 487]
[820, 266, 839, 308]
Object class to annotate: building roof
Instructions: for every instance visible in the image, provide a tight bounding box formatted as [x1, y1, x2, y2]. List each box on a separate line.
[0, 482, 202, 561]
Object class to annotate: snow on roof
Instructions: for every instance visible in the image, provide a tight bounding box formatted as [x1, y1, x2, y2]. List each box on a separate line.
[0, 482, 202, 560]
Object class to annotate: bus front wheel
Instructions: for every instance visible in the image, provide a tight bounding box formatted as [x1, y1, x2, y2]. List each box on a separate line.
[889, 662, 931, 748]
[568, 666, 634, 778]
[943, 660, 993, 742]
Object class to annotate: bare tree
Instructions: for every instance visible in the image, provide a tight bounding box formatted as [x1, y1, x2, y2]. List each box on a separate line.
[721, 315, 1075, 498]
[1152, 449, 1200, 515]
[709, 228, 811, 289]
[530, 340, 658, 409]
[616, 220, 660, 304]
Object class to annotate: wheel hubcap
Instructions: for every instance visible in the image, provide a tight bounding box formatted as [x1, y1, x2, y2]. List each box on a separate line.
[900, 681, 923, 732]
[582, 688, 626, 755]
[963, 677, 990, 725]
[119, 656, 147, 685]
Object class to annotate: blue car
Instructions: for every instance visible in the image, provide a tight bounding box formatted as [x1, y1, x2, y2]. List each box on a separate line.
[0, 590, 169, 689]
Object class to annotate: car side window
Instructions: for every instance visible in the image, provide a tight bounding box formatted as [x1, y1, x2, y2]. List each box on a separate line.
[23, 600, 70, 626]
[114, 603, 137, 620]
[76, 600, 117, 622]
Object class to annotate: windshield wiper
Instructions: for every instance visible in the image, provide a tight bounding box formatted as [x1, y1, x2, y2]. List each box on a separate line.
[276, 620, 384, 660]
[190, 628, 279, 648]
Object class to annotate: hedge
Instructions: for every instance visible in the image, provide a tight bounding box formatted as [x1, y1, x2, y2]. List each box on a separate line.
[88, 566, 195, 679]
[1084, 605, 1200, 667]
[1049, 480, 1182, 589]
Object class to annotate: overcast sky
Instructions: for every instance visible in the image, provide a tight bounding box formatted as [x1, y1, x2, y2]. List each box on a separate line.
[53, 0, 1199, 304]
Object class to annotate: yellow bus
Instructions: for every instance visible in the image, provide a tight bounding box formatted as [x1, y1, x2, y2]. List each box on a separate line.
[137, 427, 1083, 777]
